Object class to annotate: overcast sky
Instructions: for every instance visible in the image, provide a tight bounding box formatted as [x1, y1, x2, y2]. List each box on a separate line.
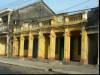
[0, 0, 99, 13]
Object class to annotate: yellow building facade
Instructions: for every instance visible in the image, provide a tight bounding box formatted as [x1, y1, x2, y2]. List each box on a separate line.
[0, 1, 99, 65]
[12, 12, 89, 64]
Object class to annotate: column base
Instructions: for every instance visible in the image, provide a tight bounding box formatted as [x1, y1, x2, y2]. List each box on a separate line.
[80, 59, 88, 64]
[63, 58, 70, 64]
[13, 53, 18, 57]
[19, 56, 24, 58]
[48, 57, 55, 61]
[19, 56, 26, 60]
[28, 56, 33, 60]
[13, 55, 18, 57]
[38, 56, 44, 60]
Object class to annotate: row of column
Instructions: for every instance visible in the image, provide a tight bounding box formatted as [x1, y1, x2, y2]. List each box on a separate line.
[12, 28, 98, 64]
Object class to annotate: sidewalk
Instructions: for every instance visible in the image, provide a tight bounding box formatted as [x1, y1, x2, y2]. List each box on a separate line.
[0, 56, 99, 74]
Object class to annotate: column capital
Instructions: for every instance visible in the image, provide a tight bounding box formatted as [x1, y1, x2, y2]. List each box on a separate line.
[81, 29, 87, 38]
[64, 29, 70, 37]
[13, 36, 17, 39]
[20, 34, 24, 37]
[38, 31, 44, 39]
[29, 31, 33, 34]
[29, 35, 33, 40]
[13, 37, 18, 41]
[20, 34, 24, 40]
[29, 32, 33, 39]
[50, 30, 56, 38]
[64, 32, 71, 37]
[29, 33, 33, 36]
[50, 34, 56, 38]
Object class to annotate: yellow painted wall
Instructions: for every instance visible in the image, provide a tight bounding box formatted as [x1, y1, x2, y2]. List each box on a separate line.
[13, 36, 19, 56]
[0, 38, 6, 55]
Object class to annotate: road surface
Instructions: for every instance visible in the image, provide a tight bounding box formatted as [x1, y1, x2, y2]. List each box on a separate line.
[0, 62, 59, 74]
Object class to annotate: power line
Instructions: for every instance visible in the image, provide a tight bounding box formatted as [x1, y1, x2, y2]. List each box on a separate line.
[57, 0, 93, 13]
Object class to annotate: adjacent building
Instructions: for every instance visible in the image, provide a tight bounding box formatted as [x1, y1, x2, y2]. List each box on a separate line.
[0, 8, 13, 56]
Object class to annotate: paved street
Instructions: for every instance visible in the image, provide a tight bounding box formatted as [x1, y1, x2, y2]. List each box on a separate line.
[0, 62, 59, 74]
[0, 57, 99, 74]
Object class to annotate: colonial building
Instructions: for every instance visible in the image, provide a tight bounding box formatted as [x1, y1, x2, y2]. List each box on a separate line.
[0, 0, 99, 65]
[0, 8, 13, 56]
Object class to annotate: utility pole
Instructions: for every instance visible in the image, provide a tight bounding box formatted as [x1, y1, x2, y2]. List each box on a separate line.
[7, 12, 13, 58]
